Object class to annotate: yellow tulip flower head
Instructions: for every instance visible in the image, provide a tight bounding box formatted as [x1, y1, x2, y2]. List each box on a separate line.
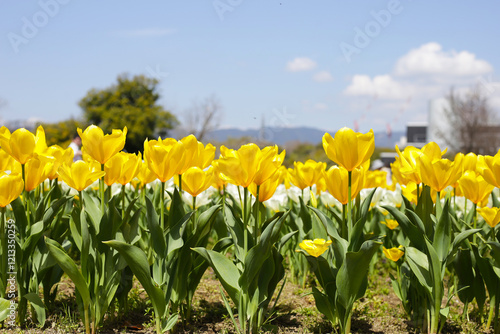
[383, 246, 404, 262]
[178, 135, 216, 173]
[0, 147, 17, 173]
[43, 145, 74, 180]
[298, 238, 332, 257]
[381, 219, 399, 230]
[104, 152, 141, 186]
[77, 125, 127, 165]
[58, 160, 106, 192]
[323, 166, 365, 205]
[478, 152, 500, 188]
[401, 182, 419, 204]
[0, 172, 24, 207]
[217, 144, 285, 188]
[365, 170, 389, 189]
[181, 166, 214, 197]
[24, 154, 54, 192]
[248, 167, 283, 202]
[477, 207, 500, 228]
[462, 152, 478, 172]
[322, 128, 374, 171]
[418, 153, 463, 193]
[210, 160, 227, 191]
[137, 160, 157, 187]
[458, 170, 494, 207]
[288, 160, 326, 190]
[144, 137, 185, 182]
[0, 126, 47, 165]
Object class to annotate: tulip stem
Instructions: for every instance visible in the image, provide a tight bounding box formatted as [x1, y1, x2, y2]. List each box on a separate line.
[341, 203, 347, 240]
[193, 196, 196, 211]
[243, 187, 249, 256]
[21, 164, 31, 227]
[347, 171, 353, 242]
[178, 174, 182, 194]
[100, 164, 105, 213]
[79, 190, 84, 210]
[122, 184, 126, 220]
[160, 181, 165, 230]
[473, 203, 477, 244]
[253, 185, 260, 244]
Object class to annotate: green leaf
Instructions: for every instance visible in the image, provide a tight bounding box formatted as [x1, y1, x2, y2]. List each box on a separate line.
[24, 292, 46, 326]
[488, 242, 500, 267]
[433, 201, 452, 262]
[145, 195, 166, 256]
[163, 313, 179, 332]
[405, 246, 432, 293]
[166, 211, 193, 257]
[312, 286, 336, 324]
[223, 203, 247, 263]
[192, 247, 241, 305]
[336, 240, 381, 311]
[0, 298, 12, 322]
[349, 188, 376, 252]
[167, 188, 185, 228]
[446, 229, 482, 265]
[103, 240, 166, 318]
[45, 237, 91, 309]
[383, 206, 426, 250]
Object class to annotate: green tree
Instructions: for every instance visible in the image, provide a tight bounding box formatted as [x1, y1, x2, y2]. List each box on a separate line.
[40, 118, 84, 147]
[79, 74, 178, 153]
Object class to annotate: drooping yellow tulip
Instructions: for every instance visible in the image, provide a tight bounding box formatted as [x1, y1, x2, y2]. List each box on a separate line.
[0, 126, 47, 165]
[458, 170, 494, 207]
[287, 160, 326, 190]
[323, 166, 365, 205]
[383, 246, 405, 262]
[217, 144, 284, 188]
[322, 128, 374, 171]
[144, 138, 185, 182]
[248, 167, 283, 202]
[58, 160, 106, 192]
[380, 219, 399, 230]
[477, 207, 500, 228]
[418, 153, 463, 193]
[137, 160, 157, 187]
[181, 166, 214, 197]
[478, 152, 500, 188]
[24, 154, 54, 192]
[77, 125, 127, 165]
[104, 152, 141, 186]
[0, 172, 24, 207]
[298, 239, 332, 257]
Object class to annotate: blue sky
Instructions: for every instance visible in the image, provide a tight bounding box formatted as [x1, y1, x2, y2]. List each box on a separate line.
[1, 0, 500, 134]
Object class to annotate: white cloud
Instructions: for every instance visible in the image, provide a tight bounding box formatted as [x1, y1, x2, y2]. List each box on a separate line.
[286, 57, 317, 72]
[344, 74, 412, 100]
[313, 71, 333, 82]
[394, 42, 493, 77]
[117, 28, 176, 37]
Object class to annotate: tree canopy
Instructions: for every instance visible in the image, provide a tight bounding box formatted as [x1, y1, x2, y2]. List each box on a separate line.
[79, 74, 178, 153]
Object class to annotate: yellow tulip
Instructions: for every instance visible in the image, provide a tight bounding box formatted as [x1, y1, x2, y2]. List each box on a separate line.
[217, 144, 285, 188]
[458, 170, 494, 207]
[478, 152, 500, 188]
[137, 160, 157, 187]
[462, 152, 478, 172]
[77, 125, 127, 165]
[298, 238, 332, 257]
[58, 160, 106, 191]
[401, 182, 418, 204]
[0, 172, 24, 207]
[322, 127, 374, 171]
[323, 166, 365, 205]
[249, 168, 283, 202]
[43, 145, 74, 180]
[104, 152, 141, 186]
[394, 142, 446, 186]
[365, 170, 389, 189]
[418, 154, 463, 193]
[0, 147, 17, 172]
[381, 219, 399, 230]
[0, 126, 47, 164]
[477, 207, 500, 228]
[287, 160, 326, 190]
[178, 135, 216, 173]
[181, 166, 214, 197]
[144, 138, 185, 182]
[210, 160, 227, 191]
[383, 246, 404, 262]
[24, 154, 54, 192]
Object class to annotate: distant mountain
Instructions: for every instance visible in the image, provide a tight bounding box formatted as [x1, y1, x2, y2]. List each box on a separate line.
[203, 126, 404, 148]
